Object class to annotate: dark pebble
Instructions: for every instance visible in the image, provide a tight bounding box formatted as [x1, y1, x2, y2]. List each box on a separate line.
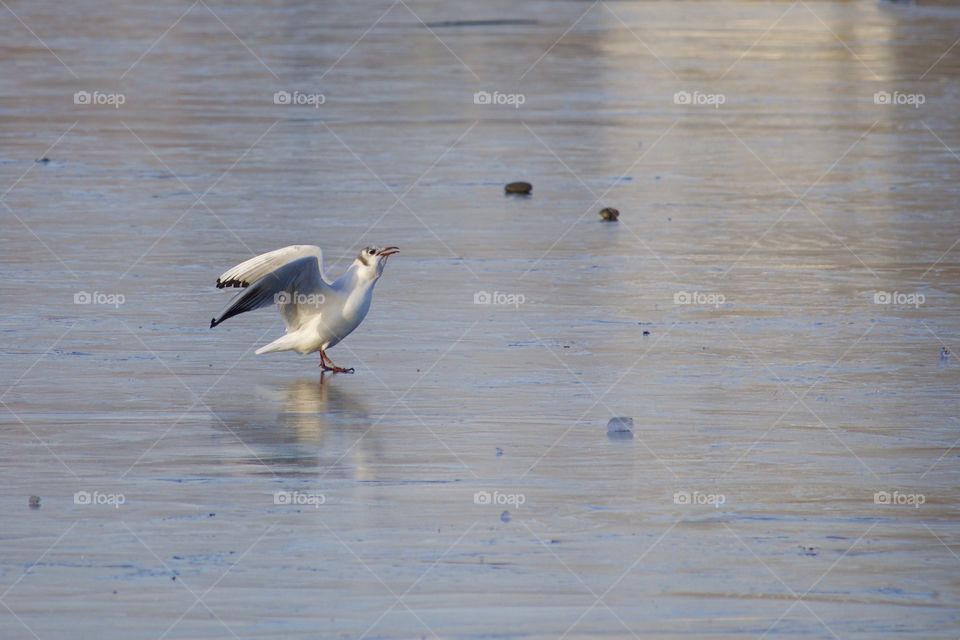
[29, 495, 41, 509]
[505, 181, 532, 195]
[36, 157, 50, 164]
[500, 510, 511, 523]
[642, 330, 651, 336]
[599, 207, 619, 221]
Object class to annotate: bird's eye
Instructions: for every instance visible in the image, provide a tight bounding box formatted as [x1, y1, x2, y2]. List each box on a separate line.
[366, 248, 375, 255]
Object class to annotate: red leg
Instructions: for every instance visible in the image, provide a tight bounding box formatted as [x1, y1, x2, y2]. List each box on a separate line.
[320, 349, 354, 374]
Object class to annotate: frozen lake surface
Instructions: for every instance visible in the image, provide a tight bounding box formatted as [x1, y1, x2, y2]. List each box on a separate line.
[2, 0, 959, 637]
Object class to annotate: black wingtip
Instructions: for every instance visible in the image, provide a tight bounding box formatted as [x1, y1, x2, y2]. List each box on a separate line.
[210, 318, 218, 328]
[215, 279, 247, 289]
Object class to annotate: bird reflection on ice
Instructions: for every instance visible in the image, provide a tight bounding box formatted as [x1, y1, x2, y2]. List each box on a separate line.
[210, 377, 380, 479]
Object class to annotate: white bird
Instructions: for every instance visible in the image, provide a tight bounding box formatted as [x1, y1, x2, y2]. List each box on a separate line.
[210, 244, 399, 373]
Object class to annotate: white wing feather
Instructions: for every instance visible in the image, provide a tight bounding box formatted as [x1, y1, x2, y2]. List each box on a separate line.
[211, 249, 335, 330]
[216, 245, 327, 289]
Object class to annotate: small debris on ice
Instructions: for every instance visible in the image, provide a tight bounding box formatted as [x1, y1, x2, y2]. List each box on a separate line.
[607, 417, 634, 440]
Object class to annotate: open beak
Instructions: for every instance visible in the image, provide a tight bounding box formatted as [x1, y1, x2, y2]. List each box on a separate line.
[376, 246, 400, 258]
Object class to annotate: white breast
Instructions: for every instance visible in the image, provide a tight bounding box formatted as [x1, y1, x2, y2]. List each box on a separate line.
[320, 284, 374, 350]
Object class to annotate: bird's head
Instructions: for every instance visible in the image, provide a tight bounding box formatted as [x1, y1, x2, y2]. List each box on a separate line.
[354, 245, 399, 281]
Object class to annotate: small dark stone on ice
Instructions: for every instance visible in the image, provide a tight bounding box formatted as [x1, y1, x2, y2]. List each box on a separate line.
[29, 495, 41, 508]
[599, 207, 619, 221]
[500, 510, 511, 523]
[496, 447, 504, 457]
[607, 417, 634, 432]
[643, 330, 651, 336]
[505, 181, 532, 195]
[36, 157, 50, 164]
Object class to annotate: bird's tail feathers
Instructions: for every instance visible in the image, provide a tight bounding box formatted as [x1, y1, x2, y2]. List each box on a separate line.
[254, 333, 302, 355]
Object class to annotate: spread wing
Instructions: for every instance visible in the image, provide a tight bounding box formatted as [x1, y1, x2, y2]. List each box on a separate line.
[211, 251, 334, 330]
[216, 245, 326, 289]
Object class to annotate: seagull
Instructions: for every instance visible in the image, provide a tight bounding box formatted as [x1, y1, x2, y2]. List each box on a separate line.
[210, 244, 399, 374]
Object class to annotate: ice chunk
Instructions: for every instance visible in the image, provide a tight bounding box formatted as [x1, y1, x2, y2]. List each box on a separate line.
[607, 417, 634, 440]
